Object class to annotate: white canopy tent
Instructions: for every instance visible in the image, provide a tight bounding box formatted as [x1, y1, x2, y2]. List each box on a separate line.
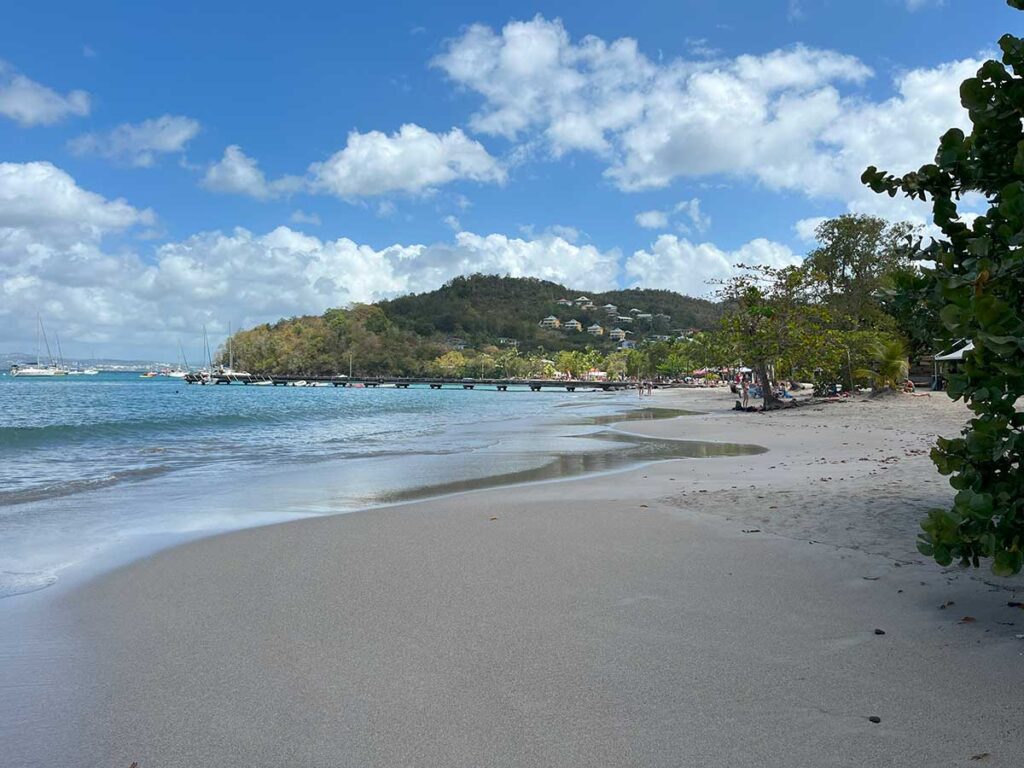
[934, 341, 974, 362]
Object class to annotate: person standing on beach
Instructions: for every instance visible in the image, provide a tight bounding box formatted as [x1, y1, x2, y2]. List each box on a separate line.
[742, 380, 750, 409]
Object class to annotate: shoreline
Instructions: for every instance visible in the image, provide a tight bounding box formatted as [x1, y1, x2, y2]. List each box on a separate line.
[9, 387, 1024, 766]
[1, 390, 676, 601]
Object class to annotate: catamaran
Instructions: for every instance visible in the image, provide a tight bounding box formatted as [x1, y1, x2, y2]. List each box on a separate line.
[9, 317, 68, 377]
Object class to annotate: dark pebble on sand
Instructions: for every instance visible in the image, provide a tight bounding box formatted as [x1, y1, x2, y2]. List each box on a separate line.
[868, 716, 881, 724]
[874, 628, 886, 635]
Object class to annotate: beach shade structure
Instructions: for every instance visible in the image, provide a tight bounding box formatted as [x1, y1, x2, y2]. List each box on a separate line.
[738, 366, 753, 373]
[691, 368, 709, 377]
[932, 340, 974, 390]
[933, 340, 974, 361]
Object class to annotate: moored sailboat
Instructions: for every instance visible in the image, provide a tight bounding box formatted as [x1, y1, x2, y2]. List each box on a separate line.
[9, 317, 68, 377]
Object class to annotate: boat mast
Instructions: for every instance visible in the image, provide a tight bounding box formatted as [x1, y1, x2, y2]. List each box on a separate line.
[55, 333, 64, 370]
[228, 322, 233, 370]
[39, 316, 54, 366]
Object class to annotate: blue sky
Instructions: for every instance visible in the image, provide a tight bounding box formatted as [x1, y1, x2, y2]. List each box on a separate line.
[0, 0, 1016, 358]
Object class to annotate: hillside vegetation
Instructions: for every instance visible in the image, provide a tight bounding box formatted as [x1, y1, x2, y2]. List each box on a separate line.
[379, 274, 720, 345]
[225, 274, 722, 375]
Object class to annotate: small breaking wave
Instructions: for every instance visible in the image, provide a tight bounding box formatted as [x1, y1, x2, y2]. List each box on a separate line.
[0, 465, 174, 507]
[0, 570, 58, 598]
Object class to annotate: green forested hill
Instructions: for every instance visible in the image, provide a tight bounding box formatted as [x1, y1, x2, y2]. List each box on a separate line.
[378, 274, 721, 346]
[226, 274, 723, 375]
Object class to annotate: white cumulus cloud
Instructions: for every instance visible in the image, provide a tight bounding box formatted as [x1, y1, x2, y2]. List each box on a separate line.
[0, 61, 90, 126]
[69, 115, 201, 167]
[794, 216, 828, 242]
[674, 199, 710, 233]
[201, 145, 301, 199]
[434, 15, 977, 215]
[0, 162, 620, 357]
[623, 235, 799, 297]
[0, 161, 152, 243]
[635, 199, 709, 233]
[635, 210, 669, 229]
[309, 123, 506, 198]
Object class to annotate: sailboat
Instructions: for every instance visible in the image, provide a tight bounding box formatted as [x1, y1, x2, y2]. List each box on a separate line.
[167, 341, 190, 379]
[10, 317, 68, 377]
[214, 323, 251, 383]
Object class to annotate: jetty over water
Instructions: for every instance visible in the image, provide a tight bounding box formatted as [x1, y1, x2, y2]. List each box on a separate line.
[184, 373, 634, 392]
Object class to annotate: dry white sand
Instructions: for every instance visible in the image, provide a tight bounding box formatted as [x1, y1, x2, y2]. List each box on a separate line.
[32, 389, 1024, 766]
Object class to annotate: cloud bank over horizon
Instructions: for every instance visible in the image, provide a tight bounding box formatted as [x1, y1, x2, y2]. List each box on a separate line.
[0, 160, 799, 356]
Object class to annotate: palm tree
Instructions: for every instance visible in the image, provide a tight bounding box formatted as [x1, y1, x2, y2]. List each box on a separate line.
[855, 338, 909, 392]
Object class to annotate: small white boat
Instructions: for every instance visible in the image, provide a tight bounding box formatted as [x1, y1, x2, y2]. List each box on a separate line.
[290, 380, 307, 387]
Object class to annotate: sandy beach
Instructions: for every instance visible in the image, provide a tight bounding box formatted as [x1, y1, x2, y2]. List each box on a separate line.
[19, 388, 1024, 767]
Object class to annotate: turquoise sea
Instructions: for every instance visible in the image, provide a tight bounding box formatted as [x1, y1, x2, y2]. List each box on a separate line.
[0, 372, 696, 598]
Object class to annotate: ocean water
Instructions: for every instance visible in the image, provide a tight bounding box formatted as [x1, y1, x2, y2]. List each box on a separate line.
[0, 373, 760, 599]
[0, 374, 621, 597]
[0, 373, 578, 506]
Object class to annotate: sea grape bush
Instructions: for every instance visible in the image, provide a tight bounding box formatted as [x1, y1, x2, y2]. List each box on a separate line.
[862, 0, 1024, 574]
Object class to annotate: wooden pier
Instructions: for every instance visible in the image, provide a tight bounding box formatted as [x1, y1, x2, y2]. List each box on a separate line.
[184, 373, 634, 392]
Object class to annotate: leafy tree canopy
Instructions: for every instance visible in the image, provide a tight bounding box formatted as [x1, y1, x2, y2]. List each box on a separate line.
[863, 0, 1024, 574]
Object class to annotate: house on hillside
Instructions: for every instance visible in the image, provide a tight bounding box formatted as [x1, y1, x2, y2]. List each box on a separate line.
[556, 298, 573, 306]
[629, 308, 642, 315]
[649, 334, 672, 342]
[616, 315, 633, 324]
[563, 319, 583, 332]
[619, 339, 637, 350]
[574, 296, 591, 306]
[608, 328, 630, 342]
[587, 324, 604, 336]
[497, 337, 519, 346]
[539, 316, 561, 329]
[445, 337, 467, 350]
[654, 313, 671, 323]
[635, 313, 653, 321]
[601, 303, 618, 314]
